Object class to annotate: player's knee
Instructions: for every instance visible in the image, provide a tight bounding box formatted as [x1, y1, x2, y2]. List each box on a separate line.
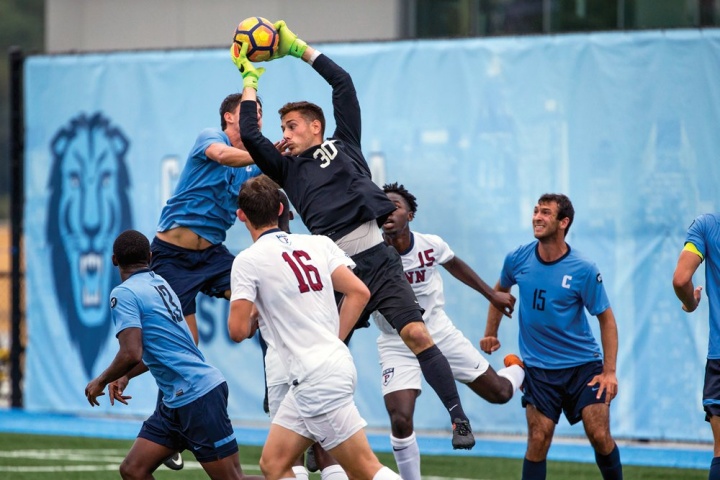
[399, 322, 433, 352]
[587, 429, 614, 453]
[483, 383, 514, 404]
[389, 411, 414, 437]
[118, 458, 140, 480]
[258, 454, 277, 477]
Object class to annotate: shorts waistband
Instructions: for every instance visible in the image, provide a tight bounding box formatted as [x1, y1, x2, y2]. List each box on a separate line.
[152, 236, 219, 253]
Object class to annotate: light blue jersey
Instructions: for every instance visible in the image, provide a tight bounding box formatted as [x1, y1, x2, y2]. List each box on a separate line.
[110, 269, 224, 408]
[157, 128, 261, 245]
[685, 213, 720, 359]
[500, 241, 610, 369]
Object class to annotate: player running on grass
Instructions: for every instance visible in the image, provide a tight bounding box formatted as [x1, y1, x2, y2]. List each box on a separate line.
[481, 193, 623, 480]
[84, 230, 258, 480]
[231, 19, 476, 450]
[227, 175, 400, 480]
[374, 182, 524, 480]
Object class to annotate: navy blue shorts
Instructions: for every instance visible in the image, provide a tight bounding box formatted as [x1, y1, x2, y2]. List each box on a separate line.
[150, 237, 235, 316]
[521, 361, 606, 425]
[138, 382, 238, 463]
[351, 243, 423, 334]
[703, 359, 720, 421]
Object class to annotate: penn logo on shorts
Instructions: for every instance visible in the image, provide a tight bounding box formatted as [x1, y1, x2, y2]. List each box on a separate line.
[382, 367, 394, 386]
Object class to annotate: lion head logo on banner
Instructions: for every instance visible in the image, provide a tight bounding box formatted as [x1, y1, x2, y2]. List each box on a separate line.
[46, 112, 133, 377]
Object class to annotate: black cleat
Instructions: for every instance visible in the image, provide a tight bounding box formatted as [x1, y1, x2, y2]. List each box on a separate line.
[452, 418, 475, 450]
[162, 451, 184, 471]
[306, 445, 319, 472]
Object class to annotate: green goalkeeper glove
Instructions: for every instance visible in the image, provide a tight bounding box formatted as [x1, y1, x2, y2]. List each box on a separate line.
[272, 20, 308, 59]
[230, 42, 265, 90]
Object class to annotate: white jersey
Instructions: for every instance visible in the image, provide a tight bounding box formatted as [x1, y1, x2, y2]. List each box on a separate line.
[231, 229, 355, 389]
[373, 232, 455, 340]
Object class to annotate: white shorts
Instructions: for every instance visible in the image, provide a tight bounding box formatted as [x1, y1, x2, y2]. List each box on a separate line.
[268, 383, 290, 420]
[273, 390, 367, 450]
[379, 325, 489, 396]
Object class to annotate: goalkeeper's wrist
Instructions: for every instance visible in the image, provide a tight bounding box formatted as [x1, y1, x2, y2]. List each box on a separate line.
[289, 38, 308, 58]
[243, 76, 259, 90]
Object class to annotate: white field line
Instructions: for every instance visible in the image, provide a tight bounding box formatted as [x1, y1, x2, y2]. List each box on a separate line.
[0, 449, 491, 479]
[0, 448, 257, 473]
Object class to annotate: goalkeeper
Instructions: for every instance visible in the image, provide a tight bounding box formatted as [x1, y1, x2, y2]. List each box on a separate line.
[229, 21, 503, 451]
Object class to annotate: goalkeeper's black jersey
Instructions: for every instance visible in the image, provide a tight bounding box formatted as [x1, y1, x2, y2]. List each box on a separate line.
[240, 54, 395, 241]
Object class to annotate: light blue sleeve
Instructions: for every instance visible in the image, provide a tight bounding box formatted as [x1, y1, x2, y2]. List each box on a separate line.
[109, 286, 142, 337]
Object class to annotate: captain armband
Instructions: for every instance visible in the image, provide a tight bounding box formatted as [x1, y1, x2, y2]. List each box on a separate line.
[683, 242, 704, 262]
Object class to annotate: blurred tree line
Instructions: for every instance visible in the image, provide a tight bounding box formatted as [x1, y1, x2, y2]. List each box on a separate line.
[0, 0, 44, 220]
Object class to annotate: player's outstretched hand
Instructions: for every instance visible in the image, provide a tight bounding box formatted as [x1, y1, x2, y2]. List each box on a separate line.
[272, 20, 308, 59]
[479, 336, 501, 355]
[230, 43, 265, 90]
[84, 378, 106, 407]
[108, 378, 132, 406]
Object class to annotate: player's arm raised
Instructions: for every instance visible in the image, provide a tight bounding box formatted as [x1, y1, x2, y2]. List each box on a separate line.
[231, 43, 287, 184]
[443, 256, 515, 318]
[331, 266, 370, 341]
[480, 281, 511, 355]
[205, 142, 254, 168]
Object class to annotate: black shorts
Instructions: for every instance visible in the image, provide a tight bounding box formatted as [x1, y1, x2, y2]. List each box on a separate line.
[139, 382, 238, 463]
[703, 358, 720, 420]
[351, 243, 423, 333]
[150, 237, 234, 316]
[521, 361, 606, 425]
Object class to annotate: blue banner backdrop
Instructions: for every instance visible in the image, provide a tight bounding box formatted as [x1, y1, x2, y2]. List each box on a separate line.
[24, 29, 720, 442]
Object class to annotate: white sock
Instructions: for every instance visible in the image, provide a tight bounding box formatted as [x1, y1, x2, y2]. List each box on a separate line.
[293, 465, 310, 480]
[390, 432, 421, 480]
[373, 466, 402, 480]
[498, 365, 525, 394]
[321, 464, 348, 480]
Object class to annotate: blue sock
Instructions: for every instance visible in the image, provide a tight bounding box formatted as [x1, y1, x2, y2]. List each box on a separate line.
[595, 444, 623, 480]
[416, 345, 467, 422]
[522, 458, 546, 480]
[709, 456, 720, 480]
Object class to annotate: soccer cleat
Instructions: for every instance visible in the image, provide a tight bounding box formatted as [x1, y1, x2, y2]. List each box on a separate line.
[305, 445, 318, 472]
[451, 418, 475, 450]
[162, 451, 184, 471]
[504, 353, 524, 369]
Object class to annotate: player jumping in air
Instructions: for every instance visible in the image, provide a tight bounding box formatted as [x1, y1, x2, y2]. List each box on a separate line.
[230, 20, 477, 450]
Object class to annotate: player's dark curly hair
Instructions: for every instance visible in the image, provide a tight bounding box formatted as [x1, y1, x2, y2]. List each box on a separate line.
[220, 93, 263, 130]
[279, 101, 326, 137]
[238, 175, 283, 229]
[383, 182, 418, 214]
[538, 193, 574, 236]
[113, 230, 151, 267]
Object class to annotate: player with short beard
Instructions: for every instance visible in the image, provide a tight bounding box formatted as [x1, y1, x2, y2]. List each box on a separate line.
[482, 193, 622, 480]
[230, 19, 493, 450]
